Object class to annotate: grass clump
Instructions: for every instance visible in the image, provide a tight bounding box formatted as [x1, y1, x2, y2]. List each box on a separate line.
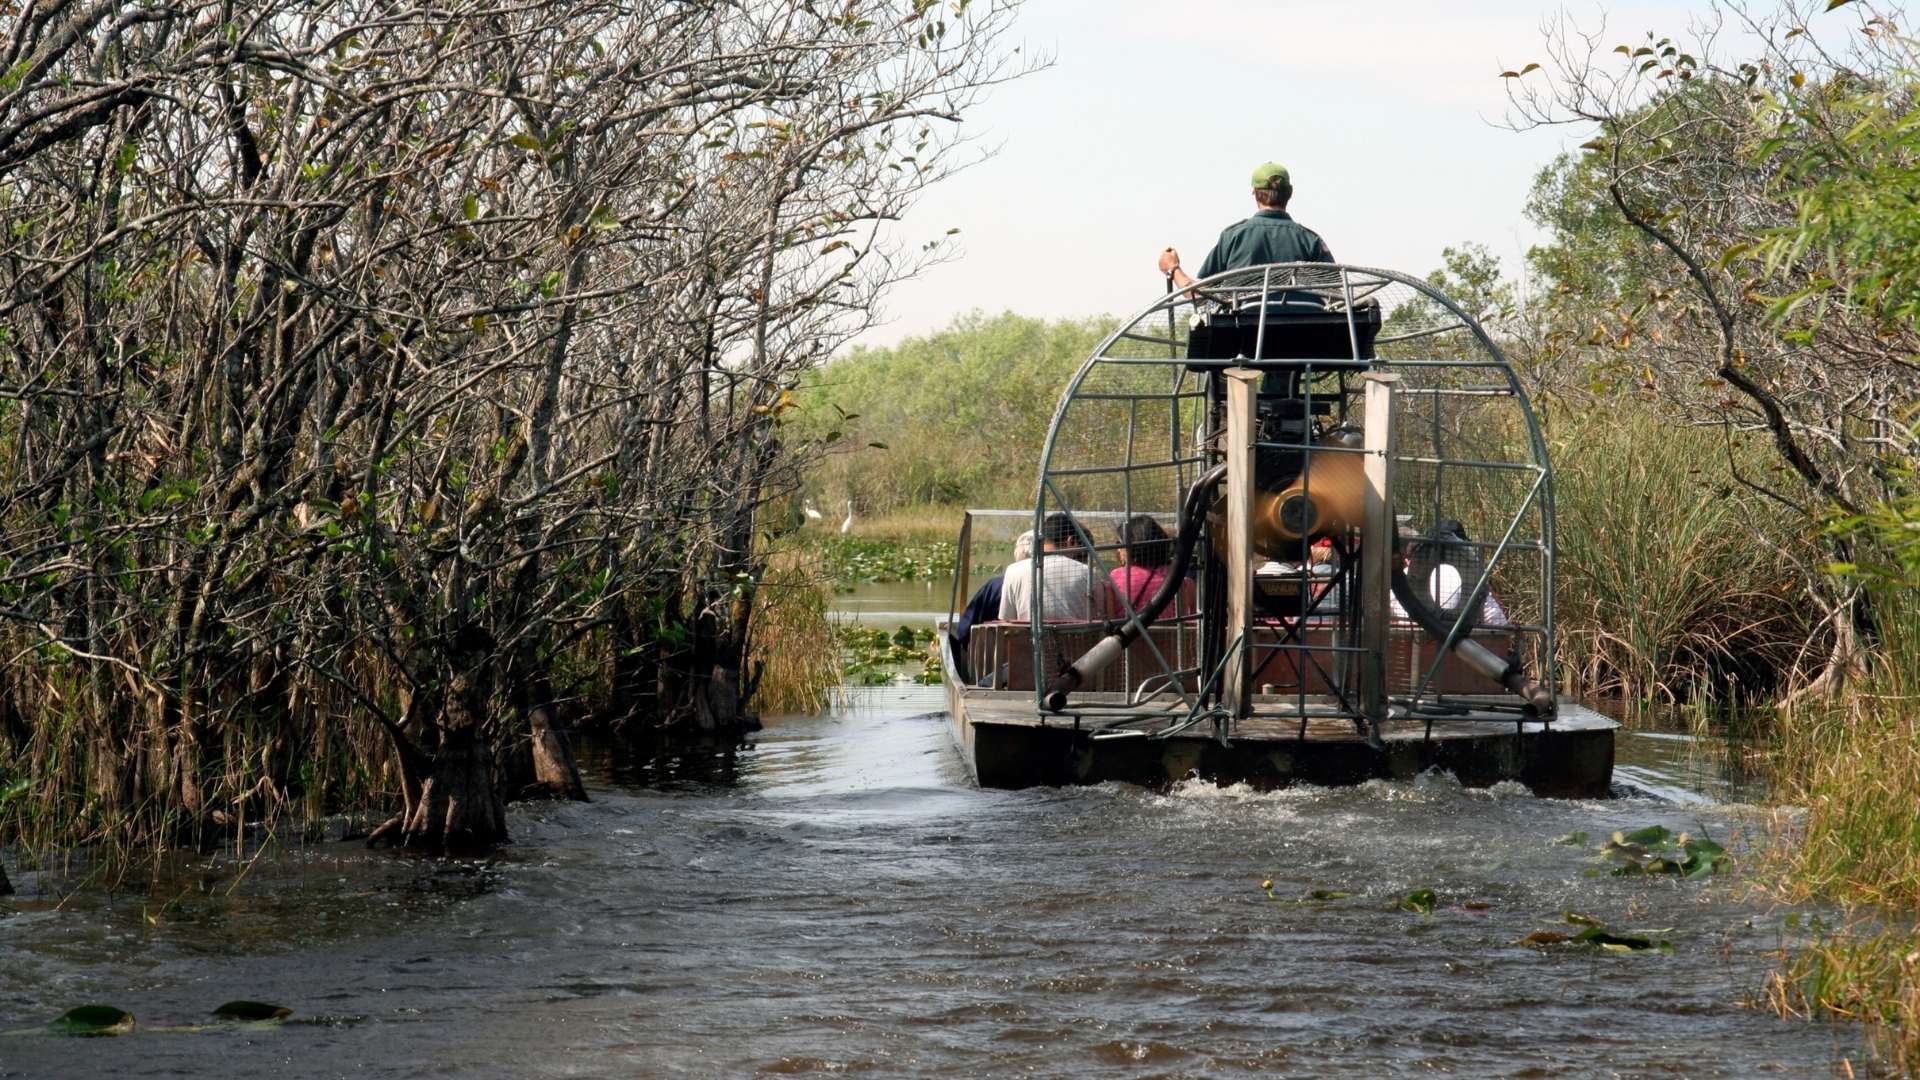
[1771, 602, 1920, 910]
[1766, 921, 1920, 1077]
[1542, 403, 1811, 705]
[1764, 505, 1920, 1072]
[747, 552, 840, 716]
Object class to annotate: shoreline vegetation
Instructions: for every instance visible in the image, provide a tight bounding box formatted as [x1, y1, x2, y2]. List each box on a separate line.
[0, 3, 1032, 869]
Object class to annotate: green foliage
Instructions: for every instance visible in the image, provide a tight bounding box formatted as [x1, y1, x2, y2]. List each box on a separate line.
[1426, 242, 1516, 323]
[1595, 825, 1731, 879]
[45, 1006, 134, 1037]
[1825, 480, 1920, 593]
[1531, 401, 1812, 701]
[1756, 72, 1920, 333]
[797, 311, 1108, 514]
[836, 624, 939, 686]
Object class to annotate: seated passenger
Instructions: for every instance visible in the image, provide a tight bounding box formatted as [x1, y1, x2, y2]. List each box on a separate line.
[1108, 515, 1195, 617]
[949, 531, 1033, 681]
[999, 512, 1111, 622]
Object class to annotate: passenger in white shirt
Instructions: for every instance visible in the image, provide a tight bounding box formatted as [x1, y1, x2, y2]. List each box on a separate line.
[999, 511, 1112, 623]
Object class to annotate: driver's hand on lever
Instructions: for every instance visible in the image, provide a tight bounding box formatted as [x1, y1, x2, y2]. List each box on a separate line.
[1159, 247, 1194, 291]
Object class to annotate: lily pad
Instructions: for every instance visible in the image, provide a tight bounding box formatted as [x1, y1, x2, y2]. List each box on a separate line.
[1574, 927, 1654, 951]
[1592, 825, 1731, 878]
[47, 1006, 134, 1037]
[1522, 912, 1675, 954]
[1617, 824, 1673, 846]
[212, 1001, 292, 1023]
[1399, 888, 1437, 914]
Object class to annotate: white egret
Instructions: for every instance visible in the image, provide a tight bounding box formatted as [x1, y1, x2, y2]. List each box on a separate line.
[840, 499, 854, 534]
[802, 499, 823, 522]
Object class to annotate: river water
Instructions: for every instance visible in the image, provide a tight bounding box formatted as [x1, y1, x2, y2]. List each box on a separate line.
[0, 580, 1861, 1078]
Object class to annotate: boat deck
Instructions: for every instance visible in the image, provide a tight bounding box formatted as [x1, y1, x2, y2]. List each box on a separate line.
[959, 690, 1615, 744]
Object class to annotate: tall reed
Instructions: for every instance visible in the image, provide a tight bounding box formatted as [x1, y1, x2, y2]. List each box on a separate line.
[1540, 403, 1811, 705]
[747, 551, 841, 716]
[1763, 561, 1920, 1073]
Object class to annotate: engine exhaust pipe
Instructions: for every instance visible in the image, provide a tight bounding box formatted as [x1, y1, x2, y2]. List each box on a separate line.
[1389, 565, 1553, 713]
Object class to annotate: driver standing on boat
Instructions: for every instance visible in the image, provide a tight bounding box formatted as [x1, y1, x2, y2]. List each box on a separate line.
[1157, 163, 1335, 288]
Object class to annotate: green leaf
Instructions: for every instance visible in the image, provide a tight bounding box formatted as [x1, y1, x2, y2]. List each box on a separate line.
[1825, 0, 1858, 9]
[1618, 825, 1672, 846]
[1574, 927, 1656, 951]
[212, 1001, 292, 1023]
[463, 194, 479, 222]
[509, 133, 542, 152]
[1399, 888, 1437, 914]
[47, 1006, 134, 1037]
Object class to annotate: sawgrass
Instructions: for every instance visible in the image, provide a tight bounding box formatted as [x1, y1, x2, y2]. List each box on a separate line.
[746, 551, 841, 716]
[1763, 589, 1920, 1073]
[1539, 403, 1812, 705]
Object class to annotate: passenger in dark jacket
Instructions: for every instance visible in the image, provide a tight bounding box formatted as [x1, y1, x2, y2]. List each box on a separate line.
[948, 530, 1033, 684]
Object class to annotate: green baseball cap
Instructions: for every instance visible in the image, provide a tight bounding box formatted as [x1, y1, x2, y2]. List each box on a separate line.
[1251, 162, 1292, 189]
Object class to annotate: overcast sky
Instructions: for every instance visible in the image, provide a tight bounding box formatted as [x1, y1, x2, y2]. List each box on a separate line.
[852, 0, 1724, 349]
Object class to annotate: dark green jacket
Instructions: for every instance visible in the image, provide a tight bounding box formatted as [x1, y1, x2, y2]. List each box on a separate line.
[1196, 210, 1334, 278]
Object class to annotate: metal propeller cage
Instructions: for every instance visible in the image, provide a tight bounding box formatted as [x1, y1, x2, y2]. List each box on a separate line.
[1007, 262, 1557, 741]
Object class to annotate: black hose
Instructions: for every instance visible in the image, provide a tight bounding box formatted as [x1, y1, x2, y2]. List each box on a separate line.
[1041, 464, 1227, 712]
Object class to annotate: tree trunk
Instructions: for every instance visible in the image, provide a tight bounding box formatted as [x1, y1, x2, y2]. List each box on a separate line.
[529, 705, 588, 802]
[369, 677, 508, 854]
[397, 724, 506, 854]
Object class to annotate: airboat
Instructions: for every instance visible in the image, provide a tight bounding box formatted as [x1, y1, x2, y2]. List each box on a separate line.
[936, 263, 1616, 796]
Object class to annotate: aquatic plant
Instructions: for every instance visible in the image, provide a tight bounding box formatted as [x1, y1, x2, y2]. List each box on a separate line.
[1595, 825, 1731, 879]
[1767, 920, 1920, 1077]
[1516, 912, 1673, 955]
[837, 626, 940, 687]
[1765, 575, 1920, 1071]
[819, 538, 958, 587]
[44, 1006, 134, 1037]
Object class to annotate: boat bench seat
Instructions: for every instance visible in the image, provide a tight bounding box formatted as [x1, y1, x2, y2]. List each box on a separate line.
[965, 619, 1516, 698]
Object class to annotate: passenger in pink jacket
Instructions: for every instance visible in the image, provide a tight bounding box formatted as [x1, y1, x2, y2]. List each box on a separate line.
[1108, 515, 1194, 618]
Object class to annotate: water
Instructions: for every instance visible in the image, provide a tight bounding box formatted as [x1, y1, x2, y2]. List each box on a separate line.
[831, 574, 958, 629]
[0, 583, 1859, 1078]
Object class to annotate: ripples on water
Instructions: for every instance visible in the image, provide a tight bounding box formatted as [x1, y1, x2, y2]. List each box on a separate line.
[0, 685, 1858, 1077]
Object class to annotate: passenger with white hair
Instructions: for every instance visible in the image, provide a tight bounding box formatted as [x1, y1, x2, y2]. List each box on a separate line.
[947, 530, 1034, 682]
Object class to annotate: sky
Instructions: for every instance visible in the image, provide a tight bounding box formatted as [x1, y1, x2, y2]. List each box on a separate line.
[851, 0, 1727, 349]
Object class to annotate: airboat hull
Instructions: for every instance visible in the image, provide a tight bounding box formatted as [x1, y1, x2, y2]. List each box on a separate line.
[938, 634, 1616, 797]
